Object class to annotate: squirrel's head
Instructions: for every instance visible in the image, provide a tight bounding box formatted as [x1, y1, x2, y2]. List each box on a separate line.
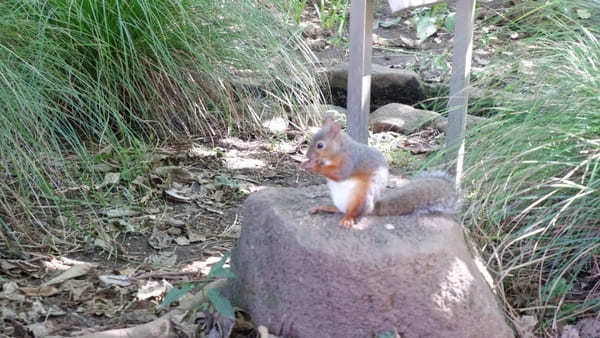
[301, 115, 342, 173]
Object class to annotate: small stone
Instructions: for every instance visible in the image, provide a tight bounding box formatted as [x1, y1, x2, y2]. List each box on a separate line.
[167, 227, 182, 236]
[370, 103, 441, 134]
[262, 116, 288, 134]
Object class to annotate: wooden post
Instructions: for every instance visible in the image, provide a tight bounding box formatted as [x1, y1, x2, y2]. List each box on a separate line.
[346, 0, 374, 144]
[387, 0, 443, 13]
[445, 0, 476, 188]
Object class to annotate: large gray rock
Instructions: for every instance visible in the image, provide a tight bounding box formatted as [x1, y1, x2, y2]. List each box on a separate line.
[327, 63, 426, 110]
[229, 186, 514, 338]
[371, 103, 441, 134]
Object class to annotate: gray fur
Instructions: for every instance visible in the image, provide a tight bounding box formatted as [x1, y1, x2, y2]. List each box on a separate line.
[412, 171, 459, 214]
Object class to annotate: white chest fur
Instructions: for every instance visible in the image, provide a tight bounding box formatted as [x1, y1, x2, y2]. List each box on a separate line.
[327, 178, 359, 213]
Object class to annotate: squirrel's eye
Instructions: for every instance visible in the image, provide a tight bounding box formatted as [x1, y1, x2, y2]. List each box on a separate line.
[316, 141, 324, 149]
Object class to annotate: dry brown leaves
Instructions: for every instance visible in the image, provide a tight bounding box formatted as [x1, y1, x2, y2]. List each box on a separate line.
[0, 135, 311, 337]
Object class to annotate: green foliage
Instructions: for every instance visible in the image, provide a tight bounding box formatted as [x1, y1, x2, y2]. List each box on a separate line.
[316, 0, 349, 37]
[208, 252, 236, 279]
[161, 284, 194, 308]
[409, 3, 454, 43]
[0, 0, 323, 249]
[416, 16, 437, 42]
[377, 331, 398, 338]
[388, 149, 413, 168]
[206, 288, 235, 319]
[286, 0, 349, 36]
[462, 0, 600, 333]
[205, 253, 236, 318]
[291, 0, 309, 23]
[444, 12, 456, 32]
[160, 252, 236, 319]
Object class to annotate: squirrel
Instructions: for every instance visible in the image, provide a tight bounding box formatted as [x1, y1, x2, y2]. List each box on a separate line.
[301, 115, 458, 228]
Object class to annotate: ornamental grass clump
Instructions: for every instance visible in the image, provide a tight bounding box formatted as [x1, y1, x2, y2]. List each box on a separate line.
[463, 1, 600, 334]
[0, 0, 322, 253]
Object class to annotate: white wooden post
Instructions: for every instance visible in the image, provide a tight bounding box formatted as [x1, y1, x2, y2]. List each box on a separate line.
[346, 0, 374, 144]
[388, 0, 443, 12]
[445, 0, 476, 188]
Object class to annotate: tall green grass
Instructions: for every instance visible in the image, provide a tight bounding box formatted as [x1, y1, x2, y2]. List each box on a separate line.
[0, 0, 323, 253]
[463, 1, 600, 333]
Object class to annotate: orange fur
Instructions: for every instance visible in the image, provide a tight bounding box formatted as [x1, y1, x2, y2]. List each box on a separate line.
[313, 153, 347, 181]
[339, 172, 371, 227]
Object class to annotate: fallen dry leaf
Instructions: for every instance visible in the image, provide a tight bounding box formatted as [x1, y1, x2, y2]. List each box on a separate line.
[28, 300, 66, 320]
[164, 188, 193, 203]
[95, 237, 116, 254]
[27, 320, 57, 338]
[120, 308, 158, 324]
[87, 296, 120, 318]
[95, 172, 120, 189]
[62, 279, 91, 301]
[99, 274, 131, 287]
[175, 236, 190, 246]
[148, 226, 172, 250]
[119, 267, 137, 276]
[43, 263, 96, 286]
[90, 163, 115, 173]
[167, 227, 182, 236]
[74, 315, 175, 338]
[146, 252, 177, 266]
[167, 217, 185, 227]
[186, 228, 207, 243]
[131, 174, 150, 188]
[100, 207, 142, 218]
[153, 166, 194, 183]
[136, 280, 168, 301]
[0, 281, 25, 301]
[19, 285, 60, 297]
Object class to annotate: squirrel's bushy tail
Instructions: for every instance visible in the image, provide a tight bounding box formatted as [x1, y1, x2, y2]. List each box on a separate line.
[373, 171, 459, 216]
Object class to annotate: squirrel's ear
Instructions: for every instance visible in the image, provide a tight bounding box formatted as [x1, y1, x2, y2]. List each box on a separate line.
[327, 118, 341, 137]
[323, 115, 336, 126]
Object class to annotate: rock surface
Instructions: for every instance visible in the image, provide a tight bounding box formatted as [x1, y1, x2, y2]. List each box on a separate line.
[370, 103, 441, 134]
[326, 63, 425, 110]
[229, 185, 514, 338]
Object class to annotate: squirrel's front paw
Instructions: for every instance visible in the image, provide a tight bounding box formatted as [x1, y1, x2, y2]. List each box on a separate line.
[339, 216, 355, 228]
[309, 206, 320, 214]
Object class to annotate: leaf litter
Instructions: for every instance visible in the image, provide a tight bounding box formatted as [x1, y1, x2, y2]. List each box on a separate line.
[0, 133, 312, 337]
